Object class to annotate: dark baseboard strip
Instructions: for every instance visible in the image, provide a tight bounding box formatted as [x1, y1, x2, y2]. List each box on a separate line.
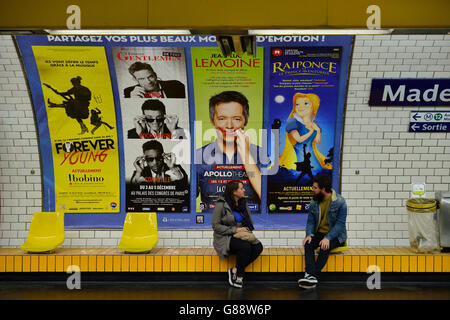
[1, 272, 449, 284]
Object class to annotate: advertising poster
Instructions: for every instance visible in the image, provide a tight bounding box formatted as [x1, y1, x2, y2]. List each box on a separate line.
[267, 46, 342, 214]
[32, 46, 120, 213]
[191, 46, 267, 214]
[16, 34, 353, 229]
[111, 46, 191, 213]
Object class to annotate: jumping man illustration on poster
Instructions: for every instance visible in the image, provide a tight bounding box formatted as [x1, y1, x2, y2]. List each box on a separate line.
[45, 76, 92, 134]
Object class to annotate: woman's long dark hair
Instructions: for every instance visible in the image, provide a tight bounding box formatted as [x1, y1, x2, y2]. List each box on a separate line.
[223, 180, 253, 230]
[224, 180, 243, 209]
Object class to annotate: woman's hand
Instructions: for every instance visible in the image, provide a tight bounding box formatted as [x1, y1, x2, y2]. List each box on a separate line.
[311, 122, 320, 132]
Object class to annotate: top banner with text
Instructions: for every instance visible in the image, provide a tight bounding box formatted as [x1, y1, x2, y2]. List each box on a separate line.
[15, 34, 353, 229]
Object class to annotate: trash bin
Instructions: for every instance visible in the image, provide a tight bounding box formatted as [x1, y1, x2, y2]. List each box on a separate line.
[436, 191, 450, 251]
[407, 198, 439, 253]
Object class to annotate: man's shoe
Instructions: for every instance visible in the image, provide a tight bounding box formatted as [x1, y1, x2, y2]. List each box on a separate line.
[298, 273, 318, 289]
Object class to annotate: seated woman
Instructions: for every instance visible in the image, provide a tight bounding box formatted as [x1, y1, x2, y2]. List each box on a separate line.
[212, 180, 263, 288]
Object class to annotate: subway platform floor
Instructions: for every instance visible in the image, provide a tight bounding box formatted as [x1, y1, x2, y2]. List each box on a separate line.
[1, 280, 448, 319]
[1, 280, 449, 300]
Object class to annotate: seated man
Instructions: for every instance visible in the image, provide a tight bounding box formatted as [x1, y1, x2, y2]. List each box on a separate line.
[298, 174, 347, 289]
[124, 61, 185, 99]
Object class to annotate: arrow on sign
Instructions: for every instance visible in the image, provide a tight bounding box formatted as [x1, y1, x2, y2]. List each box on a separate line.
[412, 112, 421, 121]
[410, 123, 420, 131]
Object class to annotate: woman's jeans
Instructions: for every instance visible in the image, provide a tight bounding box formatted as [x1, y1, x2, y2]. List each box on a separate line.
[304, 232, 342, 278]
[229, 237, 263, 277]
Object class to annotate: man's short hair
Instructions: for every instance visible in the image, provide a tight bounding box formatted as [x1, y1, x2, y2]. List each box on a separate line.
[142, 140, 164, 154]
[209, 91, 249, 125]
[141, 99, 166, 114]
[313, 174, 332, 193]
[128, 61, 155, 76]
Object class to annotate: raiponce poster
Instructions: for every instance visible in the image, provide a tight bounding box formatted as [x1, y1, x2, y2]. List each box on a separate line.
[267, 46, 342, 214]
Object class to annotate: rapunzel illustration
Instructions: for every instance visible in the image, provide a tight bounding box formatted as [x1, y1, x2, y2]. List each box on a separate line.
[279, 92, 332, 173]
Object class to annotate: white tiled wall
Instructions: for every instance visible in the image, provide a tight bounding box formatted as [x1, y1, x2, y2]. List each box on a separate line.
[342, 34, 450, 247]
[0, 34, 449, 248]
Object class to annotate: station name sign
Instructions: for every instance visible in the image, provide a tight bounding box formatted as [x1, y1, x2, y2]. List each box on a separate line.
[369, 79, 450, 106]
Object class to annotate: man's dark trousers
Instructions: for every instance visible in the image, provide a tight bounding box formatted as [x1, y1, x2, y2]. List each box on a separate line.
[304, 232, 342, 278]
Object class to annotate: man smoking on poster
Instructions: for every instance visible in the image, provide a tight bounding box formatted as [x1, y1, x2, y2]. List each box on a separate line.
[124, 61, 186, 99]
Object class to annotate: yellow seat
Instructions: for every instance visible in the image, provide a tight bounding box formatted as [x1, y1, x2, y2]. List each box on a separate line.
[330, 241, 348, 253]
[118, 212, 158, 253]
[315, 241, 348, 254]
[20, 212, 65, 253]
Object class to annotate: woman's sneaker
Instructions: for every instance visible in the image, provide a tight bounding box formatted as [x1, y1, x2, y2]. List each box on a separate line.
[228, 268, 243, 288]
[233, 277, 243, 288]
[298, 273, 318, 289]
[228, 268, 238, 287]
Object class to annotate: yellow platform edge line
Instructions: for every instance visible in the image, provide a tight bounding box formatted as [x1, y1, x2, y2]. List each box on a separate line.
[0, 253, 449, 273]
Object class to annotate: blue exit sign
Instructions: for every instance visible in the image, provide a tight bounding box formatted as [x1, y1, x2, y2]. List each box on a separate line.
[409, 111, 450, 132]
